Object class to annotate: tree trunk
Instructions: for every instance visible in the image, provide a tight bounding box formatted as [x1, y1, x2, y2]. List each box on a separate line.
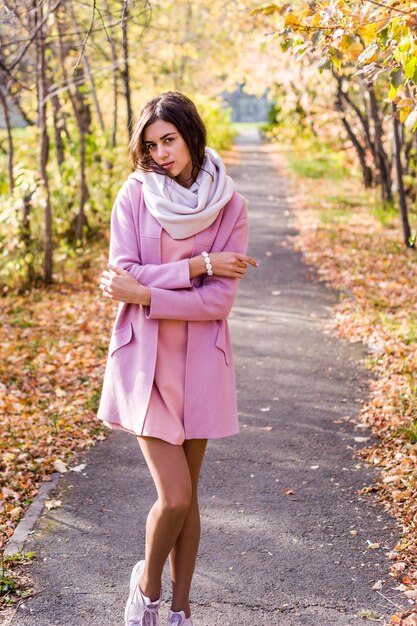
[0, 87, 14, 193]
[36, 0, 53, 284]
[21, 191, 36, 283]
[368, 85, 393, 204]
[335, 85, 373, 188]
[111, 58, 118, 149]
[73, 69, 91, 241]
[69, 3, 105, 133]
[56, 12, 90, 242]
[51, 93, 65, 166]
[340, 115, 373, 188]
[121, 0, 133, 138]
[104, 0, 119, 148]
[342, 86, 376, 162]
[75, 124, 88, 241]
[392, 103, 413, 247]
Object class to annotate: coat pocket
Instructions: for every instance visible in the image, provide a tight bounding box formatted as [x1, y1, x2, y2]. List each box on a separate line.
[215, 323, 230, 365]
[109, 322, 133, 356]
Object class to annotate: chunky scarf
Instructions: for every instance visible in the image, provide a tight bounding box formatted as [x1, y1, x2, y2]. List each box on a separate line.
[129, 147, 235, 240]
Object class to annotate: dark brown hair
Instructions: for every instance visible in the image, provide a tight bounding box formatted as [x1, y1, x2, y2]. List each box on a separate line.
[129, 92, 207, 179]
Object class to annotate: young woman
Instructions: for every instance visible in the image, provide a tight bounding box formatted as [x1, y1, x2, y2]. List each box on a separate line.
[98, 92, 256, 626]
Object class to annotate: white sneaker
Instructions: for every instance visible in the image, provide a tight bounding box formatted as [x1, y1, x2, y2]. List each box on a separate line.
[167, 610, 194, 625]
[124, 560, 161, 626]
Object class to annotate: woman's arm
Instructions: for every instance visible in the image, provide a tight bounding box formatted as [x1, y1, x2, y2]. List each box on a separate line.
[109, 182, 256, 288]
[147, 215, 250, 321]
[188, 251, 257, 279]
[109, 182, 191, 290]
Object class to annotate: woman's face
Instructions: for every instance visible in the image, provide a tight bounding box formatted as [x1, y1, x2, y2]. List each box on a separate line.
[144, 119, 193, 188]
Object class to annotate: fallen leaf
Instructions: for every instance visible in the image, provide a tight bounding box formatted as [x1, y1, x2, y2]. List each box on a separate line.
[10, 506, 23, 520]
[45, 499, 62, 510]
[53, 459, 68, 473]
[70, 463, 86, 472]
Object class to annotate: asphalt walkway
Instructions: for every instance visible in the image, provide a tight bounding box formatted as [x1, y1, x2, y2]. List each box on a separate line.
[11, 130, 404, 625]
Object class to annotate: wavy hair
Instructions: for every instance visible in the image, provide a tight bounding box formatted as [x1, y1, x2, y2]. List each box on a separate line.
[129, 92, 207, 180]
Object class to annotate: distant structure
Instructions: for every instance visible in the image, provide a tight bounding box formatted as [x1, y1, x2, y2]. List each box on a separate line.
[0, 98, 28, 129]
[221, 84, 272, 123]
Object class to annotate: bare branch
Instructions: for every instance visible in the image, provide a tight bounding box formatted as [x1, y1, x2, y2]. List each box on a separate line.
[365, 0, 413, 16]
[3, 0, 64, 74]
[72, 0, 96, 75]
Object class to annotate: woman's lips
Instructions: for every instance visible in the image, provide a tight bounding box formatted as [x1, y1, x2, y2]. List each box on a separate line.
[161, 161, 174, 169]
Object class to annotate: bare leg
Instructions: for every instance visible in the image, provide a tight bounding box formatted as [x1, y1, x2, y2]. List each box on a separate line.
[137, 436, 195, 602]
[169, 439, 208, 618]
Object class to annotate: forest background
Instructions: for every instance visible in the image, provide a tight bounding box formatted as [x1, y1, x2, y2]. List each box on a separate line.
[1, 1, 417, 623]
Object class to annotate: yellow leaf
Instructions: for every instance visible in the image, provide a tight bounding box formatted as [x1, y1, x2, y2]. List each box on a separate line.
[399, 107, 411, 124]
[285, 13, 302, 29]
[310, 13, 322, 28]
[357, 23, 378, 46]
[346, 40, 364, 62]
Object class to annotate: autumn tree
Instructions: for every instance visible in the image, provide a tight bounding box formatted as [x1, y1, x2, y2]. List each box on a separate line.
[256, 0, 417, 246]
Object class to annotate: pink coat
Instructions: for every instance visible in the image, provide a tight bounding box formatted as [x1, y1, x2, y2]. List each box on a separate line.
[97, 178, 248, 439]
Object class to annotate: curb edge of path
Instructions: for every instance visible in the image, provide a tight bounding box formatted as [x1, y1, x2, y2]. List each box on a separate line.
[4, 472, 61, 558]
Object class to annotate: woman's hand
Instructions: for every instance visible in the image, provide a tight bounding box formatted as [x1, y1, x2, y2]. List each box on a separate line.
[189, 251, 258, 280]
[209, 251, 258, 278]
[100, 264, 151, 306]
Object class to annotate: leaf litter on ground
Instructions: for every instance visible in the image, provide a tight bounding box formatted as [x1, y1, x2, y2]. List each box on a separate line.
[268, 140, 417, 624]
[0, 251, 115, 607]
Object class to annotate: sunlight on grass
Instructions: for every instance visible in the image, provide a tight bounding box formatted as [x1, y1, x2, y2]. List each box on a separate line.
[284, 136, 351, 181]
[371, 202, 399, 228]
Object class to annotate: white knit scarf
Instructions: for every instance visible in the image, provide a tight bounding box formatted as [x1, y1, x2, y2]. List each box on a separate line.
[129, 147, 235, 240]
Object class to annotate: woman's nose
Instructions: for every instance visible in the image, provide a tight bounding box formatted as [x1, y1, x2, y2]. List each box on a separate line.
[157, 143, 168, 159]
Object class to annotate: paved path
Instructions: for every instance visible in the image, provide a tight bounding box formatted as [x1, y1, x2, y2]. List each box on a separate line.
[11, 131, 404, 625]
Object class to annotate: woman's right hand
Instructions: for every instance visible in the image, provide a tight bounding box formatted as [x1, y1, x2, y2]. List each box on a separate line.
[209, 251, 258, 278]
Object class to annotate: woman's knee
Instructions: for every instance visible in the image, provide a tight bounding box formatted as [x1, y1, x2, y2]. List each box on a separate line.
[160, 488, 192, 518]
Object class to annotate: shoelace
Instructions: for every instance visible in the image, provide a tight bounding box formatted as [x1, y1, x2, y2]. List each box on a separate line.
[140, 605, 159, 626]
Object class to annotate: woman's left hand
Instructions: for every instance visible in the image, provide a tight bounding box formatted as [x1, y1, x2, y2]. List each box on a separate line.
[100, 264, 151, 306]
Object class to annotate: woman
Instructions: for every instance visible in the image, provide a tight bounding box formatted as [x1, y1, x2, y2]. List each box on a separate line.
[98, 91, 256, 626]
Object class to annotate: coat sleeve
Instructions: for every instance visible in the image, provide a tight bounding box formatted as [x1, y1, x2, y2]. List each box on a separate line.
[147, 209, 248, 322]
[109, 181, 192, 290]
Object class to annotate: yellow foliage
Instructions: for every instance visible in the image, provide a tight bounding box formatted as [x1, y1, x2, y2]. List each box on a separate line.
[357, 23, 378, 46]
[399, 107, 412, 123]
[346, 40, 364, 62]
[297, 2, 313, 20]
[284, 13, 302, 29]
[339, 34, 363, 61]
[309, 12, 323, 28]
